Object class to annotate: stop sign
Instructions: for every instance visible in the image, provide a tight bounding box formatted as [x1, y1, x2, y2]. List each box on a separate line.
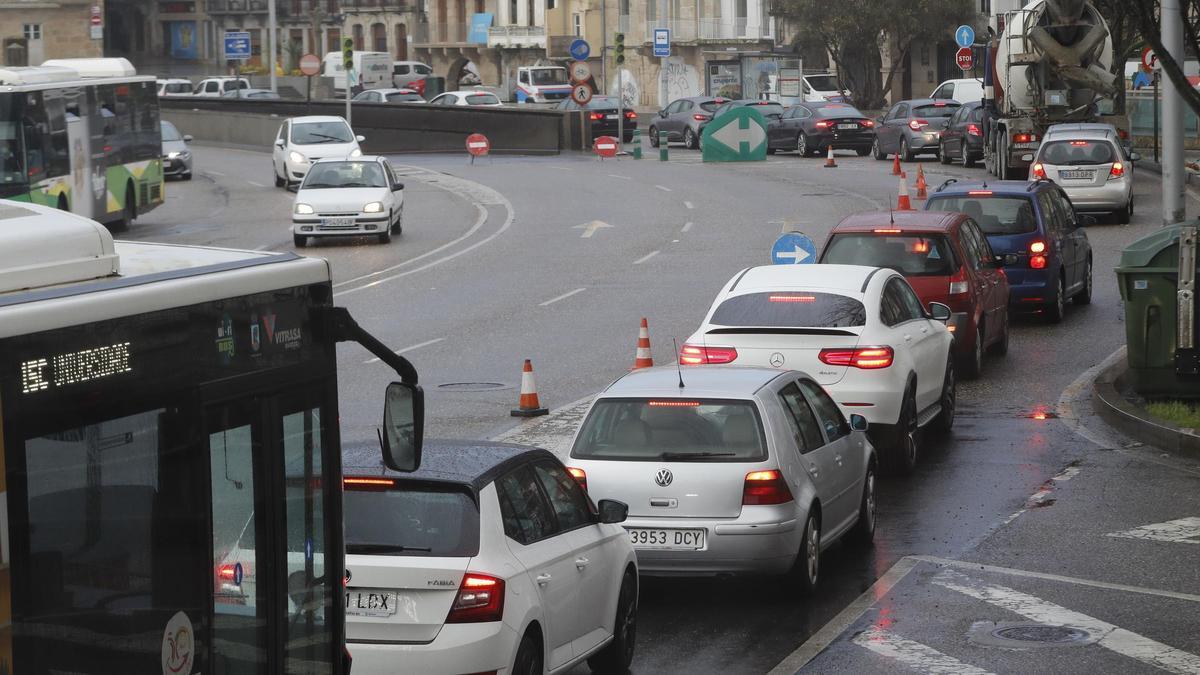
[956, 47, 973, 71]
[466, 133, 490, 157]
[593, 136, 619, 158]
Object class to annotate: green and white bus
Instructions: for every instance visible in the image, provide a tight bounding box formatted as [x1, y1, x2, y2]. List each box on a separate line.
[0, 202, 423, 673]
[0, 57, 164, 228]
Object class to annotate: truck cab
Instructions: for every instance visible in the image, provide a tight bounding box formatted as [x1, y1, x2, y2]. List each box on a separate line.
[514, 66, 571, 104]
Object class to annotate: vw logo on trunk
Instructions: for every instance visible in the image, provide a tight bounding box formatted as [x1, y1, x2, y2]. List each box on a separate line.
[654, 469, 673, 487]
[770, 352, 786, 368]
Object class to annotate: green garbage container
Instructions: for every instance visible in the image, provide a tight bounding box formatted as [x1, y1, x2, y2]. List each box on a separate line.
[1116, 222, 1200, 397]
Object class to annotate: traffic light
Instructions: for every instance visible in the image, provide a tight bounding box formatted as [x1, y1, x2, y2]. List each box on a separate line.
[342, 37, 353, 71]
[614, 32, 625, 66]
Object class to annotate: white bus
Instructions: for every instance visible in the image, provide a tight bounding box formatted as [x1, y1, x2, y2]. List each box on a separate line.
[0, 202, 422, 673]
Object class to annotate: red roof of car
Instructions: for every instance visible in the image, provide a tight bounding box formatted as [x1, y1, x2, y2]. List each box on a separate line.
[830, 210, 964, 234]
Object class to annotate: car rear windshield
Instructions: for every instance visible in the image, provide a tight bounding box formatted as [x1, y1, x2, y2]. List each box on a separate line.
[466, 94, 499, 105]
[822, 233, 958, 276]
[927, 195, 1037, 235]
[699, 101, 721, 112]
[913, 103, 960, 117]
[344, 484, 479, 557]
[710, 291, 866, 327]
[814, 105, 864, 118]
[747, 102, 784, 117]
[1040, 140, 1115, 165]
[572, 399, 767, 462]
[386, 92, 423, 102]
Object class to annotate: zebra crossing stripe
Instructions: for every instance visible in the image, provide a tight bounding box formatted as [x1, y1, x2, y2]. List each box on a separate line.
[853, 626, 996, 675]
[1106, 517, 1200, 545]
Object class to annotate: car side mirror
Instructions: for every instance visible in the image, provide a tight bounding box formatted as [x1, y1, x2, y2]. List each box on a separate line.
[381, 381, 424, 472]
[355, 134, 366, 142]
[1078, 214, 1097, 226]
[393, 182, 404, 191]
[928, 302, 953, 322]
[275, 139, 285, 148]
[849, 414, 869, 432]
[1129, 151, 1142, 162]
[183, 134, 194, 143]
[658, 110, 668, 118]
[596, 499, 628, 524]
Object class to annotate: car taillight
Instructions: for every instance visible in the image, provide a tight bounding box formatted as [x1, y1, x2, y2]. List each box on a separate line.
[679, 344, 738, 365]
[1030, 255, 1047, 269]
[815, 120, 831, 129]
[967, 123, 982, 137]
[1032, 163, 1046, 179]
[862, 119, 875, 128]
[818, 346, 894, 369]
[693, 113, 710, 121]
[1109, 161, 1125, 179]
[1118, 129, 1129, 140]
[217, 564, 237, 581]
[625, 110, 637, 119]
[589, 112, 604, 121]
[949, 268, 970, 296]
[566, 467, 587, 492]
[1013, 132, 1039, 143]
[1029, 240, 1046, 254]
[742, 470, 793, 505]
[908, 119, 929, 131]
[445, 573, 505, 623]
[412, 79, 426, 94]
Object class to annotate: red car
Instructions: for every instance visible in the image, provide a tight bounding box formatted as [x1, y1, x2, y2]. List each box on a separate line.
[817, 210, 1010, 378]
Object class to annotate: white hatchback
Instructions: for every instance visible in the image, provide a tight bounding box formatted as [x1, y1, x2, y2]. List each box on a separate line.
[272, 116, 364, 187]
[290, 157, 404, 247]
[343, 441, 638, 675]
[682, 264, 955, 474]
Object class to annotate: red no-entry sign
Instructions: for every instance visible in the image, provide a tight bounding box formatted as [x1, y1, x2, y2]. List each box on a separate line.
[956, 47, 973, 71]
[594, 136, 618, 158]
[466, 133, 490, 157]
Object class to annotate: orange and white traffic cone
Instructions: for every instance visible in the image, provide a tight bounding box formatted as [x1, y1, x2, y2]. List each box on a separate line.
[823, 145, 838, 168]
[634, 318, 654, 369]
[510, 359, 549, 417]
[915, 164, 928, 199]
[896, 176, 913, 211]
[892, 152, 902, 176]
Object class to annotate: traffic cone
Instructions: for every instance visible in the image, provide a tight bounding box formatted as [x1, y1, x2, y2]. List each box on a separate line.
[634, 318, 654, 369]
[892, 152, 902, 176]
[823, 145, 838, 168]
[896, 176, 913, 211]
[915, 164, 928, 199]
[510, 359, 549, 417]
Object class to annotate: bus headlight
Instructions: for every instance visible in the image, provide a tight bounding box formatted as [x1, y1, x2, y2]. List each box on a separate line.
[363, 201, 383, 213]
[289, 151, 306, 164]
[294, 203, 314, 215]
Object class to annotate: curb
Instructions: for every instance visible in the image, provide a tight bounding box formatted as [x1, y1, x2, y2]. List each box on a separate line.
[1091, 355, 1200, 458]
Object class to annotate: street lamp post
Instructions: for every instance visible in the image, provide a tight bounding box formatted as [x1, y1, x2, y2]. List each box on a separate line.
[1162, 0, 1186, 224]
[268, 0, 278, 92]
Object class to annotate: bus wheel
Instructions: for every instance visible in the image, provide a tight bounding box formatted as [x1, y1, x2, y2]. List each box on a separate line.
[113, 185, 135, 232]
[57, 195, 68, 212]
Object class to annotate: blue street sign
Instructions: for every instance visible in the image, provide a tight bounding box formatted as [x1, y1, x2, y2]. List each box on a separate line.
[771, 232, 817, 265]
[233, 563, 244, 586]
[223, 31, 251, 60]
[569, 38, 590, 62]
[955, 24, 975, 48]
[653, 28, 671, 58]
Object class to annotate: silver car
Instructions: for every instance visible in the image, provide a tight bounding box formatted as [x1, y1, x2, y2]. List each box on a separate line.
[649, 96, 725, 150]
[567, 366, 877, 591]
[1031, 124, 1138, 223]
[160, 121, 193, 180]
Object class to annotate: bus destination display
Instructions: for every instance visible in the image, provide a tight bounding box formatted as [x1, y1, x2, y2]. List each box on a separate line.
[21, 342, 132, 394]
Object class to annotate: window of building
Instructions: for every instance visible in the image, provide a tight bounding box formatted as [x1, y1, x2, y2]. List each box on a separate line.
[23, 24, 41, 40]
[573, 13, 581, 36]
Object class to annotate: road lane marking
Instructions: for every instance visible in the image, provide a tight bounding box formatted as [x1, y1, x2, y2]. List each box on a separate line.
[997, 463, 1082, 527]
[633, 250, 659, 265]
[574, 220, 613, 238]
[207, 170, 225, 176]
[684, 201, 694, 209]
[1106, 517, 1200, 545]
[654, 184, 672, 192]
[681, 222, 694, 232]
[539, 288, 587, 307]
[852, 627, 995, 675]
[933, 569, 1200, 674]
[607, 173, 632, 180]
[766, 557, 922, 675]
[247, 181, 265, 187]
[362, 338, 445, 364]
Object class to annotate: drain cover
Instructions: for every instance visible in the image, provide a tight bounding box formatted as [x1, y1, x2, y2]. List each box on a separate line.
[993, 625, 1089, 644]
[437, 382, 510, 392]
[969, 621, 1096, 649]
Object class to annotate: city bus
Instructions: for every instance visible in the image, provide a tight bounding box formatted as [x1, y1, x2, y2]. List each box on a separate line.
[0, 202, 422, 673]
[0, 57, 163, 229]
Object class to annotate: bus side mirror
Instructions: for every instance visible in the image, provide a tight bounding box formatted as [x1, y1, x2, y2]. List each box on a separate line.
[382, 381, 423, 472]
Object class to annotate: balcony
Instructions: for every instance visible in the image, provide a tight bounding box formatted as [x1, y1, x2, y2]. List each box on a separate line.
[642, 17, 773, 43]
[412, 22, 486, 46]
[340, 0, 415, 12]
[487, 25, 546, 49]
[208, 0, 269, 13]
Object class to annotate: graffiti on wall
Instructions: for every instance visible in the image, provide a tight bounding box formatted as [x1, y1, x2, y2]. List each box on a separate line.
[609, 69, 640, 108]
[663, 57, 700, 102]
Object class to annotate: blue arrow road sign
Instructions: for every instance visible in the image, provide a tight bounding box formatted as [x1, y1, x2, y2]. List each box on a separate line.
[569, 39, 590, 61]
[223, 31, 251, 60]
[653, 28, 671, 57]
[955, 24, 975, 48]
[771, 232, 817, 265]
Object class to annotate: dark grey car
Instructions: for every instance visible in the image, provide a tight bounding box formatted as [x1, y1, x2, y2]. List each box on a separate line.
[649, 96, 725, 149]
[872, 99, 961, 162]
[938, 101, 984, 167]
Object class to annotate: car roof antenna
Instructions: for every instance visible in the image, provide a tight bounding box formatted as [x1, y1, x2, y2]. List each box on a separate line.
[673, 338, 686, 389]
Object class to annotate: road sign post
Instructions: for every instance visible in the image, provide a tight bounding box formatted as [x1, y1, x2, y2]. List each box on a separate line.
[342, 36, 354, 125]
[299, 53, 319, 114]
[466, 133, 490, 164]
[956, 47, 973, 72]
[653, 28, 670, 58]
[570, 61, 591, 84]
[701, 107, 768, 162]
[771, 232, 817, 265]
[659, 131, 668, 161]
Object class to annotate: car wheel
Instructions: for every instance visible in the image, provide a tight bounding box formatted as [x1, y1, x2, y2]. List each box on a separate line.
[856, 146, 870, 157]
[847, 464, 877, 548]
[960, 324, 984, 379]
[182, 171, 193, 181]
[789, 511, 821, 595]
[767, 147, 777, 155]
[1075, 257, 1093, 305]
[649, 126, 660, 148]
[989, 310, 1010, 356]
[588, 571, 638, 673]
[1116, 197, 1132, 224]
[391, 207, 403, 235]
[873, 137, 886, 161]
[1046, 273, 1066, 324]
[939, 140, 951, 164]
[274, 166, 285, 188]
[931, 357, 956, 435]
[293, 233, 307, 248]
[797, 132, 809, 157]
[512, 630, 543, 675]
[684, 127, 698, 150]
[378, 227, 392, 244]
[900, 137, 914, 162]
[888, 387, 919, 475]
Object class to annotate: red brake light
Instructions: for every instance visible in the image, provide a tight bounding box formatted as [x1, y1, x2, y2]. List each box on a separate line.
[1032, 163, 1046, 179]
[625, 110, 637, 119]
[648, 400, 702, 407]
[343, 477, 397, 489]
[446, 573, 505, 623]
[968, 190, 993, 195]
[1030, 255, 1047, 269]
[679, 344, 738, 365]
[742, 470, 793, 505]
[1118, 129, 1129, 140]
[908, 119, 929, 131]
[967, 123, 982, 137]
[217, 564, 237, 580]
[815, 120, 831, 129]
[819, 346, 894, 369]
[1029, 240, 1046, 254]
[1109, 161, 1125, 179]
[693, 113, 709, 121]
[768, 295, 816, 303]
[874, 228, 902, 234]
[862, 119, 875, 128]
[566, 467, 587, 492]
[933, 102, 947, 107]
[1070, 140, 1088, 146]
[589, 112, 603, 121]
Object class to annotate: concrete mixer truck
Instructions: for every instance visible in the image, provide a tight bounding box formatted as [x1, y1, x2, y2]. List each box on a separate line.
[983, 0, 1129, 179]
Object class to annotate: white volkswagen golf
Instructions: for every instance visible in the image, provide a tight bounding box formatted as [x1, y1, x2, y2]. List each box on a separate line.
[681, 264, 955, 473]
[567, 366, 877, 587]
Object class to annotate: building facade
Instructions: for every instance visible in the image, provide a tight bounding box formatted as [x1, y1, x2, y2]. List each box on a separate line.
[0, 0, 103, 66]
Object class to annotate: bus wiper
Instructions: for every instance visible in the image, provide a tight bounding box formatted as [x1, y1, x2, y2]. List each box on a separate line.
[347, 543, 433, 554]
[660, 451, 736, 460]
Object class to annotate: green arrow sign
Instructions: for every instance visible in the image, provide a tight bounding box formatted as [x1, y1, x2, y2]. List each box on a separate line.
[702, 107, 768, 162]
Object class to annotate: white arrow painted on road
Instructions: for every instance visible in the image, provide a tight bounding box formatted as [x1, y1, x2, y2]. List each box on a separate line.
[1106, 516, 1200, 544]
[711, 117, 766, 153]
[573, 220, 613, 238]
[776, 245, 810, 264]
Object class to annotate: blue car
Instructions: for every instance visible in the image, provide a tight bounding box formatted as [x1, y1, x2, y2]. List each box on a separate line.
[925, 179, 1093, 323]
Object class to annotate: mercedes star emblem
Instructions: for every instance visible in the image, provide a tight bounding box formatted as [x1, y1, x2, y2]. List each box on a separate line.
[770, 352, 786, 368]
[654, 468, 674, 487]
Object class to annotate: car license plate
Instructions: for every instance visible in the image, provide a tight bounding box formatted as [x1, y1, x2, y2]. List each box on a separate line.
[345, 590, 397, 618]
[1060, 170, 1095, 180]
[837, 123, 858, 130]
[606, 114, 619, 120]
[322, 217, 356, 228]
[626, 528, 706, 550]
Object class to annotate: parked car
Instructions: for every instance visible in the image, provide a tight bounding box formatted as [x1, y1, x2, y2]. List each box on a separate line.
[872, 99, 962, 162]
[553, 95, 638, 142]
[392, 60, 433, 94]
[353, 87, 424, 103]
[193, 77, 250, 97]
[567, 365, 877, 589]
[429, 90, 503, 106]
[221, 88, 280, 99]
[926, 179, 1094, 323]
[682, 264, 955, 474]
[160, 120, 193, 180]
[930, 78, 984, 104]
[1031, 123, 1138, 223]
[818, 210, 1011, 378]
[271, 115, 363, 186]
[649, 96, 725, 149]
[343, 440, 638, 675]
[156, 78, 193, 97]
[766, 102, 876, 157]
[938, 101, 985, 167]
[290, 156, 403, 247]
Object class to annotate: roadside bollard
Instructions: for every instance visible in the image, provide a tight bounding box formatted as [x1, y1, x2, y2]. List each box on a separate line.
[631, 128, 643, 160]
[659, 131, 669, 161]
